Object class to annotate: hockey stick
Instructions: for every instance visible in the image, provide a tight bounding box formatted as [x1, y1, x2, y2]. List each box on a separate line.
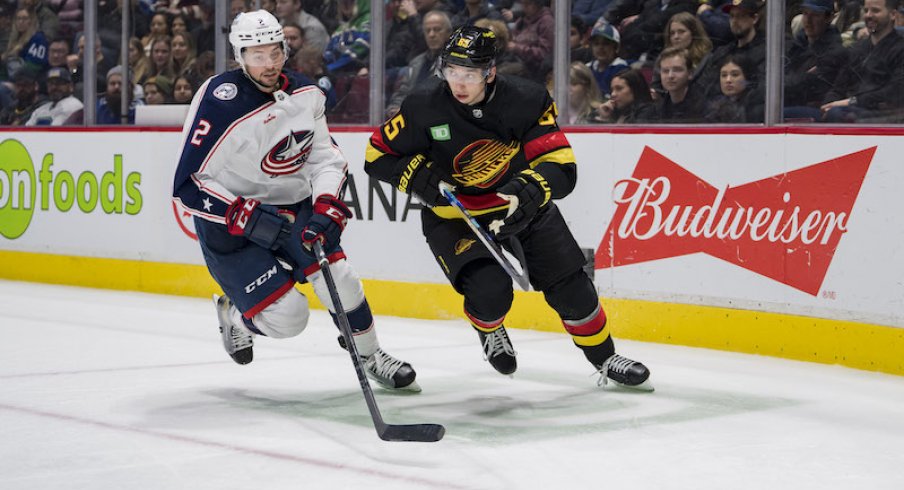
[438, 182, 531, 291]
[312, 241, 445, 442]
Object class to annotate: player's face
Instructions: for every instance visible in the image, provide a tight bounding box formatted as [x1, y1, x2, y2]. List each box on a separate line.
[243, 43, 287, 90]
[444, 64, 495, 105]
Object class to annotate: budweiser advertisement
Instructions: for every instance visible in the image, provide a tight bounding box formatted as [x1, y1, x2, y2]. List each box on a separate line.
[596, 146, 875, 296]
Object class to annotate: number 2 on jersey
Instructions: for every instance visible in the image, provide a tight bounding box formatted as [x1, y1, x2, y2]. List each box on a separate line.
[190, 120, 212, 146]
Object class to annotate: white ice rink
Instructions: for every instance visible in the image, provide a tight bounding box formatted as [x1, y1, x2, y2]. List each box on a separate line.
[1, 279, 903, 490]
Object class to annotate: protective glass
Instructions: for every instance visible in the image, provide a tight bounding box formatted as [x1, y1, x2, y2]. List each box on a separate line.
[442, 65, 489, 85]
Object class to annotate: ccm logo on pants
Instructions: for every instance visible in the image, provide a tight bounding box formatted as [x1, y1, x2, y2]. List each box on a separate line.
[245, 266, 279, 293]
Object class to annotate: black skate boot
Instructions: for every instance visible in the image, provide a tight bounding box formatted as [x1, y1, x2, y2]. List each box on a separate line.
[595, 354, 653, 391]
[475, 325, 517, 375]
[214, 295, 253, 365]
[338, 336, 420, 392]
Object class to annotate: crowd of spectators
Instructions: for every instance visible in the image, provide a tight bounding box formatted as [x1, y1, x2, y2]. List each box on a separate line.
[1, 0, 903, 126]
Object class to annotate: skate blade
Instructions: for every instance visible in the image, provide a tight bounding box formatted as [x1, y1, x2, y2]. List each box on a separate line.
[608, 379, 655, 392]
[373, 379, 422, 393]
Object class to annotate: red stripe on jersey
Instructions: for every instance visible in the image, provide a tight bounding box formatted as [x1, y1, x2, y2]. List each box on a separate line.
[466, 310, 505, 330]
[524, 131, 571, 161]
[456, 193, 509, 211]
[302, 251, 348, 277]
[369, 131, 397, 156]
[243, 279, 296, 319]
[562, 306, 607, 336]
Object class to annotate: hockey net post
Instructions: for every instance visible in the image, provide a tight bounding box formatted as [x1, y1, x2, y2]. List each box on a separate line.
[439, 182, 531, 291]
[312, 241, 445, 442]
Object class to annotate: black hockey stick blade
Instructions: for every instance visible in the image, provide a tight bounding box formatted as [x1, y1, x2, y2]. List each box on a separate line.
[379, 422, 446, 442]
[313, 241, 445, 442]
[439, 182, 531, 290]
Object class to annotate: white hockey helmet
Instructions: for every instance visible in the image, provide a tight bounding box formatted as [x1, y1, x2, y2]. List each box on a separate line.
[229, 10, 288, 70]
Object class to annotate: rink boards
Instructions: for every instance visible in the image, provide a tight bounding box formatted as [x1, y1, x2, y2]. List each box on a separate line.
[1, 126, 902, 375]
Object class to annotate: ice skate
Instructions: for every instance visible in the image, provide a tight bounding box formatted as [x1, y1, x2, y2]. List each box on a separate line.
[475, 325, 517, 375]
[338, 336, 420, 392]
[595, 353, 653, 391]
[214, 295, 254, 365]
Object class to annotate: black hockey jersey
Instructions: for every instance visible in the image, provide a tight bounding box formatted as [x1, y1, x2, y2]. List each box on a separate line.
[365, 75, 577, 219]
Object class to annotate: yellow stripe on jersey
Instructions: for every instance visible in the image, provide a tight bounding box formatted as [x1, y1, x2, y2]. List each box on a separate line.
[528, 147, 575, 168]
[431, 203, 510, 219]
[364, 141, 386, 164]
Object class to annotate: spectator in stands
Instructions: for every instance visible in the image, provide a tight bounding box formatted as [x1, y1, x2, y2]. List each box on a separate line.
[474, 17, 525, 76]
[128, 37, 152, 85]
[69, 33, 115, 96]
[696, 0, 733, 48]
[172, 74, 194, 104]
[571, 16, 592, 63]
[821, 0, 904, 122]
[324, 0, 371, 75]
[602, 0, 697, 62]
[46, 36, 69, 70]
[293, 44, 338, 109]
[450, 0, 502, 29]
[193, 50, 215, 83]
[190, 0, 217, 55]
[574, 0, 614, 27]
[696, 0, 765, 99]
[171, 13, 190, 38]
[651, 12, 713, 96]
[507, 0, 554, 83]
[2, 7, 48, 78]
[0, 69, 45, 125]
[704, 53, 762, 122]
[149, 36, 176, 80]
[0, 3, 13, 57]
[655, 46, 705, 122]
[835, 0, 865, 46]
[143, 74, 173, 105]
[385, 9, 451, 117]
[783, 0, 848, 120]
[20, 0, 58, 39]
[385, 0, 419, 69]
[96, 65, 144, 124]
[275, 0, 330, 52]
[587, 21, 629, 97]
[141, 13, 170, 56]
[283, 23, 306, 59]
[52, 0, 81, 41]
[308, 0, 341, 34]
[171, 32, 197, 78]
[598, 67, 656, 123]
[231, 0, 251, 19]
[563, 61, 605, 124]
[26, 66, 82, 125]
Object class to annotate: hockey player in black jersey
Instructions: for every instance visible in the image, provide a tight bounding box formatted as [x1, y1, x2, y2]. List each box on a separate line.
[172, 10, 418, 391]
[365, 26, 652, 389]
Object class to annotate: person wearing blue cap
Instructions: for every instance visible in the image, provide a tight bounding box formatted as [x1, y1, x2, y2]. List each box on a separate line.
[783, 0, 849, 120]
[587, 20, 629, 97]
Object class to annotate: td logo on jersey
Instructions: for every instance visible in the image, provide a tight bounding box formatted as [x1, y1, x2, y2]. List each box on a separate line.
[595, 146, 876, 295]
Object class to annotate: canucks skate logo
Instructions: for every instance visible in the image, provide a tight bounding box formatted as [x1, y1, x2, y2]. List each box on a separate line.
[451, 139, 520, 188]
[262, 130, 314, 176]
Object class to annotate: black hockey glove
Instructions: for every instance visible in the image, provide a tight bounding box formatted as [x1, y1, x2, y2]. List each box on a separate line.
[489, 169, 552, 239]
[301, 195, 353, 253]
[226, 197, 292, 250]
[397, 154, 449, 206]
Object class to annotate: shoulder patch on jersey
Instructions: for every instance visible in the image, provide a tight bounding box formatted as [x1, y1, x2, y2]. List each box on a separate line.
[213, 83, 238, 100]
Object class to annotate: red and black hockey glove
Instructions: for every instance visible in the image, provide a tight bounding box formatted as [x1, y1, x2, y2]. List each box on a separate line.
[489, 169, 552, 239]
[301, 195, 353, 252]
[397, 154, 449, 207]
[225, 197, 292, 250]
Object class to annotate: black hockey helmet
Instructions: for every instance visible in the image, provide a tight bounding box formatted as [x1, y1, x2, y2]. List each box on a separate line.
[440, 26, 498, 70]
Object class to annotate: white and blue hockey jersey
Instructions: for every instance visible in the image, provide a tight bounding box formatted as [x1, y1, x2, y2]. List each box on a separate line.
[172, 70, 347, 225]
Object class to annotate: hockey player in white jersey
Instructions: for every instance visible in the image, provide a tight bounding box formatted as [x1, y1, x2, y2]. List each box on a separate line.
[172, 10, 418, 391]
